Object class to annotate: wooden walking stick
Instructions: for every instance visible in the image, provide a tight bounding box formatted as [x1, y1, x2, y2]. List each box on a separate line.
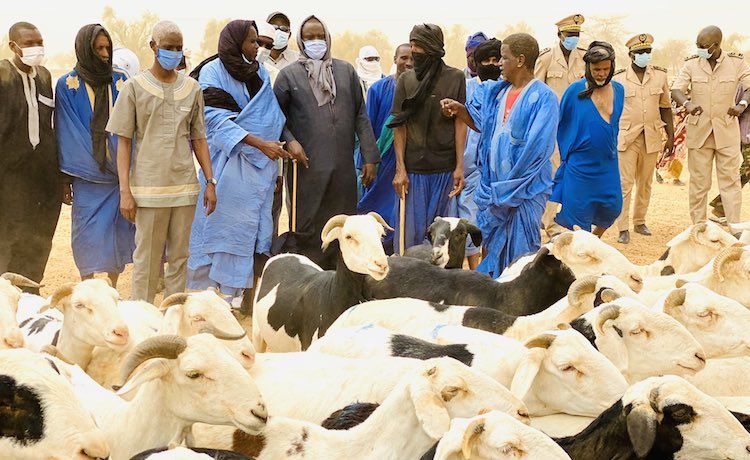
[291, 160, 298, 233]
[399, 195, 406, 256]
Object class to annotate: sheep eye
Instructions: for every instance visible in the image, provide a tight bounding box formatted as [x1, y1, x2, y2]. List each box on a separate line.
[74, 303, 86, 309]
[191, 316, 206, 322]
[345, 234, 353, 240]
[186, 371, 202, 379]
[630, 328, 646, 336]
[665, 404, 695, 423]
[697, 310, 716, 319]
[560, 364, 576, 372]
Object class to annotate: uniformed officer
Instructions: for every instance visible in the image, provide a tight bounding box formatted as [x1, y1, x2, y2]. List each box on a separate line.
[613, 34, 674, 244]
[535, 14, 587, 235]
[671, 25, 750, 231]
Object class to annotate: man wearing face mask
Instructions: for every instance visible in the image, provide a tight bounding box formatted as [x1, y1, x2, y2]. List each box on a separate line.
[273, 15, 379, 269]
[266, 12, 300, 71]
[107, 21, 217, 302]
[535, 14, 587, 236]
[671, 26, 750, 233]
[356, 45, 384, 95]
[464, 31, 488, 80]
[551, 41, 625, 237]
[0, 22, 61, 291]
[612, 34, 674, 245]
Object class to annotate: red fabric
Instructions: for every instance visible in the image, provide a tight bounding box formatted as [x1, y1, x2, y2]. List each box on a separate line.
[504, 88, 521, 122]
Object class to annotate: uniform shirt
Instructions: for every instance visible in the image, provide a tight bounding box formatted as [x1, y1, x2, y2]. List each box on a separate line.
[534, 44, 586, 100]
[391, 63, 466, 174]
[266, 48, 300, 71]
[614, 64, 671, 153]
[672, 52, 750, 149]
[106, 70, 206, 208]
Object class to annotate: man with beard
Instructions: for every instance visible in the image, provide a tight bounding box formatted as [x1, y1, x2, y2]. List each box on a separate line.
[551, 41, 625, 237]
[390, 23, 466, 254]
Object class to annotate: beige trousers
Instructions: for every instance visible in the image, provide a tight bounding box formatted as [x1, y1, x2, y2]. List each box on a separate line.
[542, 147, 564, 234]
[617, 133, 659, 231]
[688, 133, 742, 225]
[132, 205, 196, 303]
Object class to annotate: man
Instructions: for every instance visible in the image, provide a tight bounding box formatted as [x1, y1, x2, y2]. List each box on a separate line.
[266, 12, 300, 71]
[442, 33, 559, 277]
[391, 24, 467, 255]
[356, 45, 384, 94]
[56, 24, 135, 286]
[613, 34, 674, 244]
[357, 43, 413, 253]
[535, 14, 587, 234]
[552, 41, 625, 237]
[0, 22, 61, 291]
[107, 21, 217, 302]
[464, 31, 488, 79]
[671, 26, 750, 232]
[274, 16, 379, 269]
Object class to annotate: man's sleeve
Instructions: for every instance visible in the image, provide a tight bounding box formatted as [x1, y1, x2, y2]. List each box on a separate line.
[534, 52, 549, 82]
[354, 68, 379, 164]
[659, 74, 671, 108]
[738, 58, 750, 89]
[105, 81, 136, 138]
[456, 73, 466, 104]
[390, 73, 406, 115]
[189, 87, 207, 140]
[671, 63, 691, 93]
[273, 69, 297, 143]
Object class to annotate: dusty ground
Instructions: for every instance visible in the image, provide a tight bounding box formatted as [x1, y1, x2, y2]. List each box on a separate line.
[39, 173, 750, 299]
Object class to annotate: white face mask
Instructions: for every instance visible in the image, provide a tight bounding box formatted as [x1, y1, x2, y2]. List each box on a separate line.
[14, 44, 45, 67]
[273, 30, 290, 50]
[360, 59, 381, 74]
[257, 47, 271, 64]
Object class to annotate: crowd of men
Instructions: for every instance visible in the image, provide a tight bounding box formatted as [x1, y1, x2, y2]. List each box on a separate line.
[1, 13, 749, 310]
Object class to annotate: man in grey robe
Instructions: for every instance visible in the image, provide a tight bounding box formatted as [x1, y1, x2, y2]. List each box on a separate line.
[274, 15, 379, 269]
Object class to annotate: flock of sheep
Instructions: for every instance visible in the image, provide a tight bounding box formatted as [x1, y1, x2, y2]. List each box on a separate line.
[2, 213, 750, 459]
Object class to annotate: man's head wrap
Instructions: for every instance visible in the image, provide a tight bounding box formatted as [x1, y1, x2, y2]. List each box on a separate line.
[473, 38, 502, 64]
[579, 40, 616, 99]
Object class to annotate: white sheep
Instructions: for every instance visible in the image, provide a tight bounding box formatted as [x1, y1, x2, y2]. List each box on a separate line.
[687, 356, 750, 397]
[677, 245, 750, 308]
[0, 272, 41, 349]
[652, 222, 739, 275]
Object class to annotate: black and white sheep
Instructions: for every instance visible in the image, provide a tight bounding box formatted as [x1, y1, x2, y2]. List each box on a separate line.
[404, 217, 482, 268]
[365, 246, 576, 317]
[251, 213, 391, 352]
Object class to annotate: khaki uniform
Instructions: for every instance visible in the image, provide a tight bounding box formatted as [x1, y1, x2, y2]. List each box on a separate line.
[672, 52, 750, 224]
[614, 64, 671, 231]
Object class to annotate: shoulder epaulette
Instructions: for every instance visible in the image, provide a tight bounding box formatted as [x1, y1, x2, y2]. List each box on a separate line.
[576, 46, 587, 52]
[653, 66, 667, 72]
[613, 69, 626, 75]
[685, 55, 699, 61]
[539, 48, 551, 56]
[728, 52, 744, 59]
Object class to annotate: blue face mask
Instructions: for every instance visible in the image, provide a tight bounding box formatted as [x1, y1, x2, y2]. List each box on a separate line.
[304, 39, 328, 60]
[696, 44, 713, 60]
[156, 48, 183, 71]
[634, 52, 652, 68]
[562, 36, 580, 51]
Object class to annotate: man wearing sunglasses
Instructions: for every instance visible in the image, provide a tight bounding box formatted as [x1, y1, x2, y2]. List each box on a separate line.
[266, 12, 299, 71]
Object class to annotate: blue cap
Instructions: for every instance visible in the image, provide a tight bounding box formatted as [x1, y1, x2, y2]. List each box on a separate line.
[465, 31, 489, 51]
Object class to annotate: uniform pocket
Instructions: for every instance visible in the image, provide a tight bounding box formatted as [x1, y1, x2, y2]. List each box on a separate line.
[691, 76, 709, 94]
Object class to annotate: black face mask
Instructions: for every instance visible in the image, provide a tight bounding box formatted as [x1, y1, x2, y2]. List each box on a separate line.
[412, 52, 430, 77]
[476, 63, 502, 82]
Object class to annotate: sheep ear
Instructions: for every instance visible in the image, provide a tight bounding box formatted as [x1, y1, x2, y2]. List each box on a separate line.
[409, 367, 451, 440]
[460, 418, 486, 459]
[321, 227, 342, 250]
[510, 348, 546, 400]
[158, 306, 183, 335]
[115, 358, 170, 396]
[596, 324, 630, 377]
[50, 283, 76, 312]
[627, 404, 659, 458]
[465, 223, 483, 247]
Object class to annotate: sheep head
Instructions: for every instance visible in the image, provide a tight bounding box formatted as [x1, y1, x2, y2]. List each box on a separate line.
[321, 214, 389, 280]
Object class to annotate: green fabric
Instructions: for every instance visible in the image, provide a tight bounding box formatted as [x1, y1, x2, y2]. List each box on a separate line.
[377, 114, 395, 157]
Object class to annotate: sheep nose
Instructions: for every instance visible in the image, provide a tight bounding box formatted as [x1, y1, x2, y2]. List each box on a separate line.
[109, 326, 129, 344]
[78, 433, 109, 459]
[4, 328, 25, 349]
[374, 260, 388, 272]
[251, 403, 268, 423]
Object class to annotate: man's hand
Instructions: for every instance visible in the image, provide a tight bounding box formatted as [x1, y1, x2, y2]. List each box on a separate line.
[440, 98, 463, 118]
[286, 140, 309, 167]
[728, 103, 747, 118]
[62, 183, 73, 206]
[392, 169, 409, 199]
[663, 136, 675, 157]
[361, 163, 377, 188]
[204, 183, 217, 216]
[449, 168, 465, 198]
[120, 190, 137, 223]
[259, 140, 288, 160]
[684, 101, 703, 116]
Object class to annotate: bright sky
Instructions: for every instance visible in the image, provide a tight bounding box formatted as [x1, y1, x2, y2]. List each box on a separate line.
[3, 0, 746, 56]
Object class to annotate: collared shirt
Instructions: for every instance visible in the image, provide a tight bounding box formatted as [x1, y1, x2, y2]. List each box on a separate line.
[10, 60, 40, 149]
[266, 48, 300, 71]
[534, 43, 586, 100]
[672, 52, 750, 149]
[106, 70, 206, 208]
[614, 64, 671, 153]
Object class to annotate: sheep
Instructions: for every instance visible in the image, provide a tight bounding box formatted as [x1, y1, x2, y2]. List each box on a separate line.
[311, 325, 626, 417]
[329, 275, 620, 342]
[0, 272, 41, 349]
[0, 348, 109, 460]
[687, 356, 750, 397]
[53, 333, 267, 460]
[252, 213, 391, 352]
[19, 280, 130, 371]
[555, 375, 750, 460]
[677, 245, 750, 308]
[652, 222, 739, 275]
[230, 359, 530, 460]
[568, 298, 707, 382]
[363, 246, 577, 317]
[655, 284, 750, 359]
[432, 411, 571, 460]
[404, 217, 482, 268]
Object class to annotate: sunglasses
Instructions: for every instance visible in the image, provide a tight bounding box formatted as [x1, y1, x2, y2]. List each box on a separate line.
[257, 40, 274, 50]
[274, 25, 291, 33]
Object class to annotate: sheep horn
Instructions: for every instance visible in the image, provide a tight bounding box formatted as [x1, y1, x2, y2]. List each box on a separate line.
[663, 288, 687, 311]
[160, 293, 191, 311]
[689, 222, 709, 246]
[320, 214, 349, 249]
[566, 275, 599, 306]
[552, 233, 574, 252]
[599, 288, 621, 304]
[198, 324, 247, 341]
[367, 212, 394, 232]
[461, 418, 486, 459]
[596, 305, 621, 335]
[1, 273, 42, 288]
[50, 283, 77, 309]
[41, 344, 74, 365]
[712, 246, 746, 282]
[524, 333, 556, 349]
[118, 335, 187, 388]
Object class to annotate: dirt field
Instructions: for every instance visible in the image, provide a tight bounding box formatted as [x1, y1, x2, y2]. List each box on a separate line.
[39, 175, 750, 299]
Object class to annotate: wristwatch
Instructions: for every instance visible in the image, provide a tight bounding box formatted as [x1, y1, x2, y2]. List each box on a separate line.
[205, 177, 218, 186]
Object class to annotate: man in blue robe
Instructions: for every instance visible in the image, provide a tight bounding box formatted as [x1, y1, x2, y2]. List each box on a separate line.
[443, 33, 559, 277]
[357, 43, 412, 253]
[187, 20, 288, 306]
[56, 24, 134, 286]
